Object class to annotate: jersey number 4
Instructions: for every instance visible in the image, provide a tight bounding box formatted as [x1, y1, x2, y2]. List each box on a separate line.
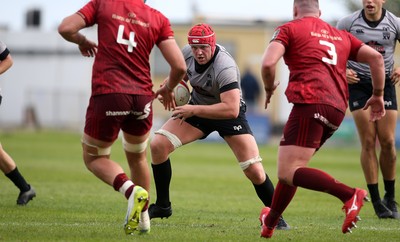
[117, 25, 137, 53]
[319, 40, 337, 65]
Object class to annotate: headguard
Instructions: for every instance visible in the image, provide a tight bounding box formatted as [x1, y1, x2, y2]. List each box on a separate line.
[187, 23, 216, 53]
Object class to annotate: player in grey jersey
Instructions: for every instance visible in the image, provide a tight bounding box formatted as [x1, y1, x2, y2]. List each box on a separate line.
[148, 23, 289, 230]
[336, 0, 400, 219]
[0, 41, 36, 205]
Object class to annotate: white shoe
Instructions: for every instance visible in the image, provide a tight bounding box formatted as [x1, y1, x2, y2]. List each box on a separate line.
[138, 210, 150, 234]
[124, 186, 149, 235]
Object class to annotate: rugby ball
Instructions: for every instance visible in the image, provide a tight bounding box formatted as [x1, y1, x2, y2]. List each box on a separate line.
[174, 81, 190, 106]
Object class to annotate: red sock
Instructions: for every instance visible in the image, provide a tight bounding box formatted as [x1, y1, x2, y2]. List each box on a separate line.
[125, 185, 134, 199]
[113, 173, 130, 191]
[293, 167, 354, 203]
[267, 181, 297, 228]
[113, 173, 135, 199]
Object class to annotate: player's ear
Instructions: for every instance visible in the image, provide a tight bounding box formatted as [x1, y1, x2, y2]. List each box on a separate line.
[293, 6, 298, 19]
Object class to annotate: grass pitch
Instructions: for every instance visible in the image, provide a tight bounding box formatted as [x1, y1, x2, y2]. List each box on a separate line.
[0, 130, 399, 242]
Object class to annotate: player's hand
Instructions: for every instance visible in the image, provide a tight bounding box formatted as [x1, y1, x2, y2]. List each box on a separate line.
[346, 68, 360, 84]
[79, 39, 97, 57]
[362, 95, 385, 122]
[171, 105, 193, 125]
[264, 81, 280, 109]
[155, 84, 176, 111]
[390, 67, 400, 85]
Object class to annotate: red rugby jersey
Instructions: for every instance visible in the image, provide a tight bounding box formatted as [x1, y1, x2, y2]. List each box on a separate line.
[272, 17, 364, 113]
[79, 0, 174, 96]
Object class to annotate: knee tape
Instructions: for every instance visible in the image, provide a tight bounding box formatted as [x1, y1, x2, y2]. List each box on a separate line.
[81, 138, 111, 156]
[239, 156, 262, 170]
[122, 136, 148, 153]
[154, 129, 182, 149]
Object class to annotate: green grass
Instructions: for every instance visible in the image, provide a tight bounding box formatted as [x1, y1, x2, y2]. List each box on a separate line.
[0, 130, 399, 241]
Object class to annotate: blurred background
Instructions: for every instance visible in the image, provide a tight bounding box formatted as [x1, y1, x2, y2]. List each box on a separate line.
[0, 0, 399, 146]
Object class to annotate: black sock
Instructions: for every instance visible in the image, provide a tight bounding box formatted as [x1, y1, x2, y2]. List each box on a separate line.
[5, 167, 30, 192]
[383, 179, 395, 199]
[152, 159, 172, 208]
[253, 174, 275, 207]
[367, 183, 381, 203]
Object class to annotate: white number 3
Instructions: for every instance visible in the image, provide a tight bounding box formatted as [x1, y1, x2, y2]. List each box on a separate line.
[319, 40, 337, 65]
[117, 25, 137, 52]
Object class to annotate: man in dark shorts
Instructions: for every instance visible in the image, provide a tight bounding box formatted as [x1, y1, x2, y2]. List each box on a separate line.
[58, 0, 186, 235]
[149, 23, 289, 230]
[337, 0, 400, 219]
[259, 0, 386, 238]
[0, 40, 36, 205]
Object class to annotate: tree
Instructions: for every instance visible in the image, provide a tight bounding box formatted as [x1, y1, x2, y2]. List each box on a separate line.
[344, 0, 400, 16]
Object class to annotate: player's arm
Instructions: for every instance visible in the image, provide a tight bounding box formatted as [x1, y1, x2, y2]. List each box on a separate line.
[0, 52, 13, 75]
[356, 44, 386, 121]
[157, 39, 186, 90]
[356, 45, 385, 94]
[58, 13, 97, 57]
[173, 87, 241, 120]
[260, 41, 284, 109]
[196, 87, 240, 119]
[58, 13, 86, 45]
[154, 39, 187, 111]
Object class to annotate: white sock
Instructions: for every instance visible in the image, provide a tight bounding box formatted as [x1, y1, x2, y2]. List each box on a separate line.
[119, 180, 134, 197]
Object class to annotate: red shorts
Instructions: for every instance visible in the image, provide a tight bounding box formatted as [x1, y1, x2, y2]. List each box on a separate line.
[280, 104, 344, 149]
[84, 94, 153, 142]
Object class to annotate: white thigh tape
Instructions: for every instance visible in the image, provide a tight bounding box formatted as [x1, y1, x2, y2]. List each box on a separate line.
[122, 136, 148, 153]
[81, 138, 111, 156]
[154, 129, 182, 149]
[239, 155, 262, 170]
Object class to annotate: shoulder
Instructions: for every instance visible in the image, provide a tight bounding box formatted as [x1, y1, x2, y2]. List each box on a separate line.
[146, 5, 169, 20]
[0, 41, 7, 53]
[214, 45, 237, 67]
[182, 44, 193, 60]
[336, 10, 362, 30]
[384, 9, 400, 29]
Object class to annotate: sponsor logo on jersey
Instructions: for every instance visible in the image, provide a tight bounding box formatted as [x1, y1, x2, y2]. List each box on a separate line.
[355, 29, 364, 34]
[383, 28, 390, 40]
[366, 41, 385, 55]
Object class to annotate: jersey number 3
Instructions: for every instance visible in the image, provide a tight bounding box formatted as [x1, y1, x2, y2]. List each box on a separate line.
[117, 25, 137, 53]
[319, 40, 337, 65]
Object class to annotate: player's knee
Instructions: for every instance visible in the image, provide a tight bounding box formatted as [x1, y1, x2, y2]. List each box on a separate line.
[363, 137, 377, 151]
[153, 129, 182, 150]
[379, 138, 396, 151]
[150, 135, 165, 154]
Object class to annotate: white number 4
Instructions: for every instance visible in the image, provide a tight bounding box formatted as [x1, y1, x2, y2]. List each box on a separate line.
[319, 40, 337, 65]
[117, 25, 137, 52]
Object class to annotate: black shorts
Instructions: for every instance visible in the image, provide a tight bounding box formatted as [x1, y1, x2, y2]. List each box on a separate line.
[348, 76, 397, 111]
[184, 105, 253, 139]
